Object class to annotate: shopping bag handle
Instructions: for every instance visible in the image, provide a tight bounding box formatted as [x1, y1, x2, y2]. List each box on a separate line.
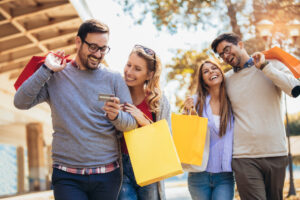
[143, 113, 154, 124]
[179, 104, 199, 116]
[47, 52, 70, 64]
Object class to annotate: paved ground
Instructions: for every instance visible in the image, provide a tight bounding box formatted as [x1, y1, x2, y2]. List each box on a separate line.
[165, 185, 191, 200]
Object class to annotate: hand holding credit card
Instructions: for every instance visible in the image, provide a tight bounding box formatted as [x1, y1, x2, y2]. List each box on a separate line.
[98, 94, 115, 102]
[100, 94, 120, 120]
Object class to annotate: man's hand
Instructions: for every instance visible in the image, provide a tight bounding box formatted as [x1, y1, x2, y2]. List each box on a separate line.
[102, 97, 120, 121]
[44, 50, 67, 72]
[252, 52, 266, 70]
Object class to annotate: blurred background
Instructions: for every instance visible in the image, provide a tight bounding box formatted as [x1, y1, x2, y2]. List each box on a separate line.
[0, 0, 299, 199]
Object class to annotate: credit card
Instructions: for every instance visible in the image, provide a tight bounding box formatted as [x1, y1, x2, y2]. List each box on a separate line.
[98, 94, 115, 101]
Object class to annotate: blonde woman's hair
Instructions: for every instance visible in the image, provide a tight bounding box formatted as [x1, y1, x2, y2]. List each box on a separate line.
[131, 45, 162, 113]
[195, 60, 232, 137]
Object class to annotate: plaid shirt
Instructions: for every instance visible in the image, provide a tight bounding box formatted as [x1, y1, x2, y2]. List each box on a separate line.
[53, 161, 119, 175]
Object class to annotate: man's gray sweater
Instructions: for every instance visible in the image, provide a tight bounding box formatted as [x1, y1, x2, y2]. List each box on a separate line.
[14, 63, 137, 168]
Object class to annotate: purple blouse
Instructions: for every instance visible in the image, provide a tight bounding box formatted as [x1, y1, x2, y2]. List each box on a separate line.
[194, 95, 234, 173]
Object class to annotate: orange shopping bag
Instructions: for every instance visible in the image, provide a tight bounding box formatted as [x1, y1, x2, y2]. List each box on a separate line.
[263, 46, 300, 78]
[124, 119, 183, 187]
[171, 113, 208, 166]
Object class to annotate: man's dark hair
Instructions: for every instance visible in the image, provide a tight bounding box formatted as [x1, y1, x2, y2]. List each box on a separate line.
[211, 33, 241, 53]
[77, 19, 109, 41]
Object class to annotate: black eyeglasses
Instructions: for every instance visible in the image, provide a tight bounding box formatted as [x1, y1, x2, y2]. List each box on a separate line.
[134, 44, 156, 67]
[83, 40, 110, 54]
[218, 45, 232, 59]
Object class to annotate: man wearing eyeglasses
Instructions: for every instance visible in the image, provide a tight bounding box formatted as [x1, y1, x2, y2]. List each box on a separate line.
[14, 19, 137, 200]
[211, 33, 300, 200]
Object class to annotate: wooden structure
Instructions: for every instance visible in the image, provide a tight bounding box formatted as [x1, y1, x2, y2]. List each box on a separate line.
[0, 0, 88, 197]
[0, 0, 82, 77]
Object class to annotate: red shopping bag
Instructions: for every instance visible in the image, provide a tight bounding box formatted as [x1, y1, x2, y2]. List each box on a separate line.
[14, 54, 71, 90]
[263, 46, 300, 78]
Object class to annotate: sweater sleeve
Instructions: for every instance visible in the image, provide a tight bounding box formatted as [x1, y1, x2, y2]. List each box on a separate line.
[159, 94, 172, 132]
[109, 72, 137, 131]
[262, 59, 300, 97]
[14, 64, 51, 110]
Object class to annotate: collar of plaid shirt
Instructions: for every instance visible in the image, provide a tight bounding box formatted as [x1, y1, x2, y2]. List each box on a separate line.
[233, 57, 254, 73]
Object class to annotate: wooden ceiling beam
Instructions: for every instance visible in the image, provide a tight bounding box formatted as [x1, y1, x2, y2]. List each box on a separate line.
[10, 19, 49, 53]
[0, 5, 49, 53]
[0, 19, 9, 25]
[0, 43, 36, 55]
[0, 32, 23, 42]
[0, 0, 15, 5]
[10, 1, 69, 19]
[40, 32, 76, 45]
[28, 18, 80, 33]
[0, 18, 80, 43]
[0, 6, 11, 19]
[0, 31, 76, 56]
[0, 44, 76, 72]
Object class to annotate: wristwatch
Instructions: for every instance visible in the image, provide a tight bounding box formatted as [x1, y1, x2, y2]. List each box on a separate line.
[42, 64, 55, 74]
[260, 61, 269, 70]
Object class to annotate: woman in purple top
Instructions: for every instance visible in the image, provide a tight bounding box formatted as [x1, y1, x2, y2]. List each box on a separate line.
[183, 60, 234, 200]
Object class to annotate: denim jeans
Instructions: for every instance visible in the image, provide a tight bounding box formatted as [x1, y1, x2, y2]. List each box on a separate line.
[188, 171, 234, 200]
[118, 154, 159, 200]
[52, 167, 121, 200]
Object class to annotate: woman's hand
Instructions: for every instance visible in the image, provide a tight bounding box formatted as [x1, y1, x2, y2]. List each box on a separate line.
[123, 103, 151, 126]
[102, 97, 120, 120]
[183, 96, 197, 115]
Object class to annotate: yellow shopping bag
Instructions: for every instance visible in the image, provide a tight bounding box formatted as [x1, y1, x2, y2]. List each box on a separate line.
[171, 113, 208, 166]
[124, 119, 183, 187]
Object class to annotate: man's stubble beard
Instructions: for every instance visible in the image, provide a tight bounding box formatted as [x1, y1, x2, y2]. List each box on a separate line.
[78, 46, 102, 70]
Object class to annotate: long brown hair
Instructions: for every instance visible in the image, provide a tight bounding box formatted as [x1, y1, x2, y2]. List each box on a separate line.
[195, 60, 232, 137]
[131, 46, 162, 113]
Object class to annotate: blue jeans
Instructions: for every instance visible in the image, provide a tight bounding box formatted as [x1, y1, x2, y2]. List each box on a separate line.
[52, 167, 121, 200]
[188, 171, 234, 200]
[118, 154, 159, 200]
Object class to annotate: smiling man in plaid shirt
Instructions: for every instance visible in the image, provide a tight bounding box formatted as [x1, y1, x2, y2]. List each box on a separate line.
[14, 19, 137, 200]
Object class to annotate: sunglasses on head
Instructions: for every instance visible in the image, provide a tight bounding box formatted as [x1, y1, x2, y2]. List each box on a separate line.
[134, 44, 156, 68]
[134, 44, 156, 56]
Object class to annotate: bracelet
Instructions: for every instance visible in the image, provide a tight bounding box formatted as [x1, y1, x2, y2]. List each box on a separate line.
[42, 64, 54, 74]
[260, 61, 269, 70]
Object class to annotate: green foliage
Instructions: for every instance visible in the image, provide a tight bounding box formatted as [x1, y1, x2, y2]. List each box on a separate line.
[287, 112, 300, 136]
[252, 0, 300, 25]
[115, 0, 232, 34]
[115, 0, 300, 40]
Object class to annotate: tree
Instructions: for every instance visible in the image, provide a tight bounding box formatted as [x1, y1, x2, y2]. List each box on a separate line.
[115, 0, 300, 51]
[115, 0, 244, 36]
[251, 0, 300, 55]
[288, 112, 300, 136]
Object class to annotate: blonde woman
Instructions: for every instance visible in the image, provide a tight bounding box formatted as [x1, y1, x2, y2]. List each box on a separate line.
[183, 60, 234, 200]
[118, 45, 170, 200]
